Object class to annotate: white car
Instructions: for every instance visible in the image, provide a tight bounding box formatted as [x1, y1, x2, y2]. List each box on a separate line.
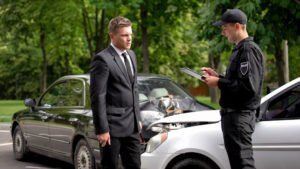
[142, 77, 300, 169]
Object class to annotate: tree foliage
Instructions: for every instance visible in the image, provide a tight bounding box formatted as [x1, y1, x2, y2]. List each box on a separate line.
[0, 0, 299, 99]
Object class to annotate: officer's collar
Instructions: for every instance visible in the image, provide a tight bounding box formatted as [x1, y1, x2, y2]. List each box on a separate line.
[234, 37, 253, 50]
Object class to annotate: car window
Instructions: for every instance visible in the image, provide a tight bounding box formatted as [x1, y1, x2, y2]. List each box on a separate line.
[39, 79, 84, 107]
[264, 85, 300, 120]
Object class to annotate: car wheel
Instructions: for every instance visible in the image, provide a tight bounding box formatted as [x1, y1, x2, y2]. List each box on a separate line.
[13, 126, 29, 160]
[74, 139, 96, 169]
[172, 158, 215, 169]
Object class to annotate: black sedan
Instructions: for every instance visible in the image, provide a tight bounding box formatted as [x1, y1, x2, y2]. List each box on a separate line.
[11, 74, 212, 169]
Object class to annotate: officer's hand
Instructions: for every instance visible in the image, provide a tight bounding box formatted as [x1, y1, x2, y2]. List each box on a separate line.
[204, 76, 219, 87]
[201, 67, 218, 77]
[97, 132, 111, 147]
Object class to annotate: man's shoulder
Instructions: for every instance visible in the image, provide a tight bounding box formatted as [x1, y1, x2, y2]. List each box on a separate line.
[94, 47, 113, 60]
[238, 40, 263, 62]
[240, 39, 261, 53]
[97, 47, 111, 56]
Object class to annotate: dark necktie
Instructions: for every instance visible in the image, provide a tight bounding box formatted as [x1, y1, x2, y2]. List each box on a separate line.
[121, 52, 134, 83]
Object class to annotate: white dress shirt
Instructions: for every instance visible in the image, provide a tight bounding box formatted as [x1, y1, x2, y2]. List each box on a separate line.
[111, 43, 134, 75]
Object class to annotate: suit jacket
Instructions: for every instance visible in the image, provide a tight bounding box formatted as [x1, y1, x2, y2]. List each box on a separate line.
[90, 45, 141, 137]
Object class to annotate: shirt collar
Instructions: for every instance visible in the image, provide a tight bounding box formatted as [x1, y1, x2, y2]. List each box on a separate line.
[110, 43, 126, 56]
[233, 36, 253, 50]
[234, 36, 254, 50]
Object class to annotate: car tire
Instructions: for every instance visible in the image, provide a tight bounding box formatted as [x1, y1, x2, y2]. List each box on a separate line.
[13, 126, 29, 160]
[74, 139, 96, 169]
[171, 158, 215, 169]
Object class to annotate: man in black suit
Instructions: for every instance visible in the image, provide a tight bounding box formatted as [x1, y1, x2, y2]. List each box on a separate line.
[90, 16, 141, 169]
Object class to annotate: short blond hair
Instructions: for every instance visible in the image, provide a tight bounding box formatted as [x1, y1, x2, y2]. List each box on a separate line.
[108, 16, 132, 33]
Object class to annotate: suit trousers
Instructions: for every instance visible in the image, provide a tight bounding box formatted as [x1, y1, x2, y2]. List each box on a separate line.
[101, 133, 141, 169]
[221, 110, 256, 169]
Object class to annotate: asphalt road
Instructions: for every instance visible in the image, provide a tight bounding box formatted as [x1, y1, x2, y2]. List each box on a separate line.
[0, 123, 74, 169]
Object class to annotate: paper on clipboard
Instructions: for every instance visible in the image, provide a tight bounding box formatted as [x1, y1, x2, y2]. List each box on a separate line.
[180, 67, 206, 82]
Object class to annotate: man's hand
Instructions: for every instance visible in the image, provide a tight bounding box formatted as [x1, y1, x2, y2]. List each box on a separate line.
[204, 76, 219, 87]
[97, 132, 111, 147]
[201, 67, 218, 77]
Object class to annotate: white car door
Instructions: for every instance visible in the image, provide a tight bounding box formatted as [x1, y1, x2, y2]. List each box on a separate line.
[253, 84, 300, 169]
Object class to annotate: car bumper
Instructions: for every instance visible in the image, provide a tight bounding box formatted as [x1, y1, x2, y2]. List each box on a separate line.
[141, 152, 172, 169]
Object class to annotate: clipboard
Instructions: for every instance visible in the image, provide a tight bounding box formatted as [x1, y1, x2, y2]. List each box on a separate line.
[180, 67, 206, 82]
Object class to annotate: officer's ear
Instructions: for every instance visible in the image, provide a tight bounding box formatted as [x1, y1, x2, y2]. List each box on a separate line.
[234, 23, 241, 30]
[235, 23, 242, 30]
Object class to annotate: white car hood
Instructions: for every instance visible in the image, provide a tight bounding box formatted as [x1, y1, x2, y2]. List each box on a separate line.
[148, 110, 221, 129]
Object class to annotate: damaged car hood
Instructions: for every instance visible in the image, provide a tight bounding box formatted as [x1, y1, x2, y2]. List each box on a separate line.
[148, 110, 221, 129]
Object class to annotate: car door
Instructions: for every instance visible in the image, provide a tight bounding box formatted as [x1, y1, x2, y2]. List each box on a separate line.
[21, 109, 51, 152]
[47, 78, 86, 158]
[253, 84, 300, 169]
[22, 82, 68, 152]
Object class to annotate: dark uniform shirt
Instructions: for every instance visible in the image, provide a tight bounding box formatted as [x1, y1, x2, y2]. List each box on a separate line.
[218, 37, 264, 110]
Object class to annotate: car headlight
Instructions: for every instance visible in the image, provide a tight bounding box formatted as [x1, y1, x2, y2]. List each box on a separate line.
[151, 123, 184, 133]
[146, 132, 168, 153]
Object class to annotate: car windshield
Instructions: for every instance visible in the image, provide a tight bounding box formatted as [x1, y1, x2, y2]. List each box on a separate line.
[138, 78, 190, 100]
[137, 78, 211, 115]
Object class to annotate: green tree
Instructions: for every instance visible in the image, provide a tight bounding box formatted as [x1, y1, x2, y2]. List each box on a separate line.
[257, 0, 300, 85]
[0, 0, 298, 100]
[0, 0, 88, 95]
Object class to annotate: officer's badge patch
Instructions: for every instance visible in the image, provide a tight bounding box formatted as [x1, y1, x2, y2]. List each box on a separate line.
[240, 62, 249, 76]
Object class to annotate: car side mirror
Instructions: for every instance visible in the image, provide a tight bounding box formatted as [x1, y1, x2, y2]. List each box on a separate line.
[24, 98, 36, 107]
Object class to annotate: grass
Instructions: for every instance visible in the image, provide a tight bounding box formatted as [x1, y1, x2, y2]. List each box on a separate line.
[0, 100, 25, 122]
[196, 96, 220, 110]
[0, 97, 219, 122]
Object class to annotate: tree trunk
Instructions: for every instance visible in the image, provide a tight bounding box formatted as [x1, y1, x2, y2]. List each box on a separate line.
[283, 40, 289, 82]
[275, 40, 289, 86]
[100, 9, 106, 50]
[81, 0, 94, 59]
[95, 5, 99, 53]
[140, 2, 150, 73]
[208, 52, 221, 103]
[95, 9, 106, 53]
[65, 52, 69, 75]
[40, 25, 47, 93]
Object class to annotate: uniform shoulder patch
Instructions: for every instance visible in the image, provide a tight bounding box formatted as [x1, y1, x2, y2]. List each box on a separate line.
[240, 62, 249, 76]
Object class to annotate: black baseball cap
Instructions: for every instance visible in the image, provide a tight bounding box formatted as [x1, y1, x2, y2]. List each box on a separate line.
[213, 9, 247, 26]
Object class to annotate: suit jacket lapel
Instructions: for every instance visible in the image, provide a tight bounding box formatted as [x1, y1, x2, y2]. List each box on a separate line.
[108, 46, 131, 84]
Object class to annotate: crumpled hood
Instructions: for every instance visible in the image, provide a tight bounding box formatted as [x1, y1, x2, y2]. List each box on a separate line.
[148, 110, 221, 129]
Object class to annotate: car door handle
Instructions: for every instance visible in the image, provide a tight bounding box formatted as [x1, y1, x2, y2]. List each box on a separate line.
[69, 118, 79, 123]
[41, 115, 49, 120]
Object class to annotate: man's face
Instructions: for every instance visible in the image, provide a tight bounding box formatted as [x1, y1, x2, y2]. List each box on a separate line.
[110, 26, 132, 50]
[221, 23, 238, 44]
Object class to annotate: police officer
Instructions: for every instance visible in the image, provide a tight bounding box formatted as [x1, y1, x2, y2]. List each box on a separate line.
[202, 9, 264, 169]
